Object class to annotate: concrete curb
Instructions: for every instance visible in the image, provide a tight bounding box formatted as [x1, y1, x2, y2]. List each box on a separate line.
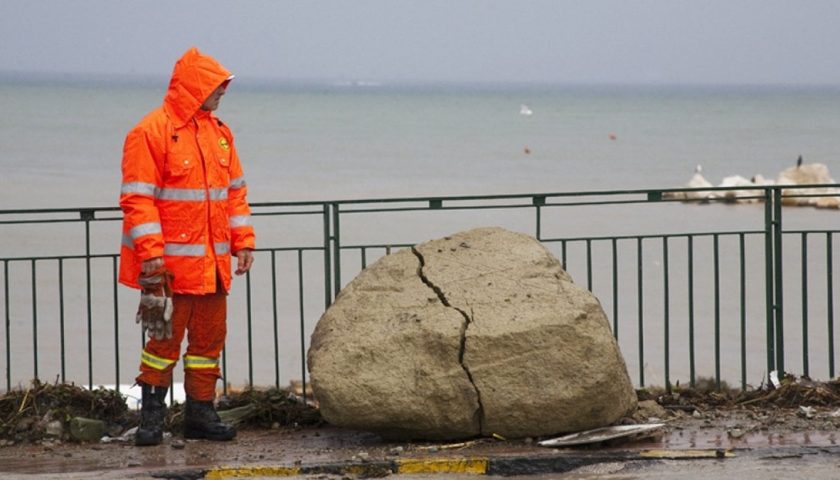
[175, 449, 733, 479]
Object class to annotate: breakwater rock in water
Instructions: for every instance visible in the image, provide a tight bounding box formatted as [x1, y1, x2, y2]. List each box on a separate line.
[307, 227, 636, 440]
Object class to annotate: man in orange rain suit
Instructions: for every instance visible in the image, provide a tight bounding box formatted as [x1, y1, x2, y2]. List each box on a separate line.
[119, 47, 255, 446]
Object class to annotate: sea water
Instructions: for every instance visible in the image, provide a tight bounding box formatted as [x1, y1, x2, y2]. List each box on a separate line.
[1, 79, 838, 392]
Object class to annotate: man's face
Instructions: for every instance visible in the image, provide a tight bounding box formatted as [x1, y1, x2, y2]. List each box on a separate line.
[200, 84, 227, 111]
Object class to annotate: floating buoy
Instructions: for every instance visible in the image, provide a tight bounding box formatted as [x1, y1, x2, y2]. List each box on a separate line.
[523, 146, 531, 155]
[609, 133, 617, 141]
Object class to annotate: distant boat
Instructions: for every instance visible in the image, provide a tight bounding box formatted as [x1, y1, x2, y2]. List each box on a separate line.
[520, 104, 533, 116]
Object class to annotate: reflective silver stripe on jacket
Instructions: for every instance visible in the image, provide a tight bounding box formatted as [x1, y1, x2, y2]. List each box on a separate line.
[164, 243, 206, 257]
[208, 188, 228, 200]
[121, 234, 133, 249]
[155, 187, 229, 201]
[215, 242, 230, 255]
[229, 215, 251, 228]
[155, 188, 206, 201]
[229, 176, 247, 189]
[121, 182, 157, 196]
[129, 222, 162, 240]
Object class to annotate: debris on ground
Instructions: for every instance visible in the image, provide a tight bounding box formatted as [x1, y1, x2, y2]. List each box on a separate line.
[641, 375, 840, 411]
[2, 375, 838, 446]
[0, 380, 320, 445]
[0, 380, 131, 444]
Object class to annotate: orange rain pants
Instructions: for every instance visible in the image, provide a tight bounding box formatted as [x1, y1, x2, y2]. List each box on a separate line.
[136, 289, 227, 401]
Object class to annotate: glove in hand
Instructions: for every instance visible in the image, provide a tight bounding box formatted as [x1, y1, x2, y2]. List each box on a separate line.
[136, 268, 174, 340]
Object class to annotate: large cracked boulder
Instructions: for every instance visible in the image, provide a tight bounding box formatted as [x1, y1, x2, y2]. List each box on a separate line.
[307, 227, 636, 440]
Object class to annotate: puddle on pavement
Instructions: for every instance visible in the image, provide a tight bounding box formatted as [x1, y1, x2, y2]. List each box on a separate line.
[628, 429, 839, 450]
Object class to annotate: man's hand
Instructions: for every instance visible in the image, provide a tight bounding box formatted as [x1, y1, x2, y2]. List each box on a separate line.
[141, 257, 164, 275]
[136, 267, 174, 340]
[235, 248, 254, 275]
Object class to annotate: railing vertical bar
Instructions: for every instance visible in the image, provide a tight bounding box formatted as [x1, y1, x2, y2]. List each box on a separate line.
[801, 232, 809, 377]
[59, 258, 66, 383]
[4, 261, 9, 392]
[246, 269, 254, 388]
[637, 237, 644, 387]
[586, 239, 593, 292]
[221, 345, 228, 396]
[298, 249, 307, 400]
[112, 257, 120, 391]
[31, 259, 38, 380]
[663, 237, 670, 392]
[828, 232, 835, 378]
[561, 240, 567, 270]
[323, 203, 332, 308]
[272, 251, 280, 388]
[713, 234, 721, 390]
[764, 188, 776, 379]
[688, 235, 695, 388]
[361, 247, 367, 270]
[739, 233, 747, 390]
[535, 205, 542, 241]
[612, 238, 618, 338]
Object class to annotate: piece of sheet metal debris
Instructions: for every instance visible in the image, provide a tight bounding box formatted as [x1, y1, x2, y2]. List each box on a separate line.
[538, 423, 665, 447]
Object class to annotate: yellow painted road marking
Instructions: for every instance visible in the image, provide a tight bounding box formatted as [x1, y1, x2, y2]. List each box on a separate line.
[398, 457, 488, 474]
[205, 465, 302, 478]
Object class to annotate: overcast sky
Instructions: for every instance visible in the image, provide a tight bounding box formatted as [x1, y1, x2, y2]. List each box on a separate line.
[2, 0, 839, 86]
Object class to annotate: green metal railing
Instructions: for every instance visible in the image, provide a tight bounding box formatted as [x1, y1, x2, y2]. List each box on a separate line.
[1, 184, 838, 396]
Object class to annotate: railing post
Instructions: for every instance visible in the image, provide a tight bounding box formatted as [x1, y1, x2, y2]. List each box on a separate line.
[332, 203, 342, 300]
[322, 203, 333, 307]
[773, 188, 785, 377]
[533, 196, 545, 241]
[81, 209, 94, 390]
[764, 188, 776, 378]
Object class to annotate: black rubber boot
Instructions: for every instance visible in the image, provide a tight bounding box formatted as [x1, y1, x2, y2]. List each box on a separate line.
[135, 382, 168, 446]
[184, 397, 236, 441]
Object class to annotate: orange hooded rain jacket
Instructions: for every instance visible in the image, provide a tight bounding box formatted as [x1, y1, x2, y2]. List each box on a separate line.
[119, 48, 255, 294]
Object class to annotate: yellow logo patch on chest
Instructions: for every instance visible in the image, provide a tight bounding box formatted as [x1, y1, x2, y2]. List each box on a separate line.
[218, 137, 230, 150]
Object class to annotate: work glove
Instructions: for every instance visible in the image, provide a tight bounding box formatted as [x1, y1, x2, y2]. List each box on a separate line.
[136, 268, 174, 340]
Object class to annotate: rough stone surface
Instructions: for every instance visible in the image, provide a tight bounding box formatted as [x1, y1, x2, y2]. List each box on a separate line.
[68, 417, 106, 443]
[308, 227, 637, 440]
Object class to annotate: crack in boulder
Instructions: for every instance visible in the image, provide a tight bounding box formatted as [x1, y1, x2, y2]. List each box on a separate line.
[411, 246, 485, 433]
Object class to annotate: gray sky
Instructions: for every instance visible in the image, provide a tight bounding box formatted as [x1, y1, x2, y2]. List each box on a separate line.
[2, 0, 839, 85]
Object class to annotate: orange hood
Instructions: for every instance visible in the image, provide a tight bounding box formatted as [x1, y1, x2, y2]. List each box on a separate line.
[163, 47, 233, 127]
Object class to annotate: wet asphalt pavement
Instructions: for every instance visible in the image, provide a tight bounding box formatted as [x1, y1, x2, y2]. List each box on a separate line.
[0, 423, 838, 479]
